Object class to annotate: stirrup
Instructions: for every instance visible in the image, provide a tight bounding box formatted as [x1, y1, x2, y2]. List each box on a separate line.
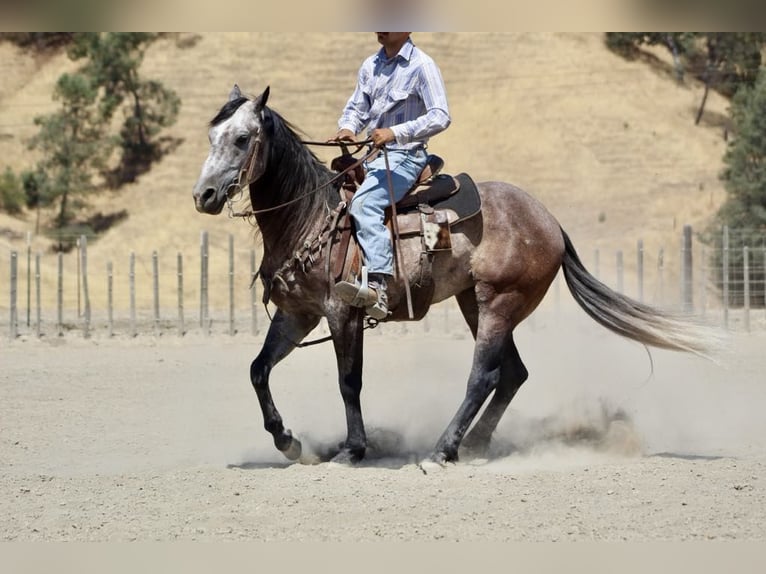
[335, 266, 378, 308]
[365, 299, 388, 320]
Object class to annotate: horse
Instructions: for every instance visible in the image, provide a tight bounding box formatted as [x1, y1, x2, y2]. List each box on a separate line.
[192, 85, 713, 465]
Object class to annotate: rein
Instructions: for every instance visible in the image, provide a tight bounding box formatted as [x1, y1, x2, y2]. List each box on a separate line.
[237, 136, 381, 348]
[226, 138, 375, 221]
[263, 302, 381, 348]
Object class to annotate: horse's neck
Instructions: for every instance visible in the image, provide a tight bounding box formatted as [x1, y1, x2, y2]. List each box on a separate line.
[252, 163, 338, 274]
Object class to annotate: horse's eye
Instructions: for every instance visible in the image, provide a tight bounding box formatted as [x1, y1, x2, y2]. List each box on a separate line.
[235, 135, 249, 148]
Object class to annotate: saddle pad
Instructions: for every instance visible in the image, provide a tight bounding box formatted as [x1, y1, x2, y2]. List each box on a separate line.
[431, 173, 481, 225]
[397, 173, 458, 210]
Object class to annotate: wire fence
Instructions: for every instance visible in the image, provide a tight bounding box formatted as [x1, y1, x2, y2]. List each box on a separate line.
[2, 224, 765, 342]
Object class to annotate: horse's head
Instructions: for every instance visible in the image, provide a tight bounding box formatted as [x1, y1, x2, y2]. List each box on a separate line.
[193, 85, 270, 215]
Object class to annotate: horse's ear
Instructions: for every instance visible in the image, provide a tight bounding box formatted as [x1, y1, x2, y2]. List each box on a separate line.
[254, 85, 270, 112]
[228, 84, 242, 102]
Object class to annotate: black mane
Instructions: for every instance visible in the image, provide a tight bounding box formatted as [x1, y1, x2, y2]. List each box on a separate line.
[250, 105, 337, 261]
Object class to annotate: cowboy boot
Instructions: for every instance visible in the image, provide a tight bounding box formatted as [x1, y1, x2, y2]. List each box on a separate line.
[365, 273, 389, 320]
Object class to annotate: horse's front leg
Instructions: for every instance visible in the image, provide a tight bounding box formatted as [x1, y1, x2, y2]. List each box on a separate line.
[251, 309, 320, 460]
[326, 306, 367, 463]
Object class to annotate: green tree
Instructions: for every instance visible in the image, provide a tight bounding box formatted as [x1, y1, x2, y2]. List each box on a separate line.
[0, 167, 25, 214]
[605, 33, 766, 123]
[718, 69, 766, 231]
[0, 32, 74, 51]
[702, 69, 766, 307]
[686, 33, 766, 124]
[605, 33, 692, 81]
[28, 73, 112, 237]
[67, 33, 181, 183]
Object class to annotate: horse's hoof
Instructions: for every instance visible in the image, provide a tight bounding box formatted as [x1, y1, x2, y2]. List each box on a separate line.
[281, 436, 303, 461]
[328, 448, 363, 465]
[417, 451, 457, 474]
[460, 436, 490, 458]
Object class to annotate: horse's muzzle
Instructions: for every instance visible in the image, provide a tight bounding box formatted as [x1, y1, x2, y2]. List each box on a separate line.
[194, 186, 225, 215]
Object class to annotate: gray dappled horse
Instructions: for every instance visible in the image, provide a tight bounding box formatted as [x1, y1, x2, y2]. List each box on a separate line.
[193, 86, 712, 465]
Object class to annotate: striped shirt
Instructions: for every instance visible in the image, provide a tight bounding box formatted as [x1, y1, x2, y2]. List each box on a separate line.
[338, 38, 451, 151]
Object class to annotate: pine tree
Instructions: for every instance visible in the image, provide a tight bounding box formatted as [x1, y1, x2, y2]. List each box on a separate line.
[718, 68, 766, 231]
[28, 73, 112, 244]
[67, 33, 181, 183]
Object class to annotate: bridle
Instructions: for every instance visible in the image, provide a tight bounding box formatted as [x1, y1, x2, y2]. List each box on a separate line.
[226, 136, 377, 221]
[226, 135, 385, 347]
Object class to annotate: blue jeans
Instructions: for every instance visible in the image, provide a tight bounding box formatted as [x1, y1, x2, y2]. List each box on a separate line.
[348, 148, 428, 276]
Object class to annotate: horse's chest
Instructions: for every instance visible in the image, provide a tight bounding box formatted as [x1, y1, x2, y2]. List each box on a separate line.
[264, 271, 323, 314]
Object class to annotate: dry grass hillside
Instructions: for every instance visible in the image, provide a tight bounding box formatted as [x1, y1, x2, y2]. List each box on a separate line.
[0, 33, 731, 315]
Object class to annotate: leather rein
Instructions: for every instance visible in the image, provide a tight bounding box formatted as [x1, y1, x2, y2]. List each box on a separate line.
[231, 136, 382, 348]
[226, 138, 376, 221]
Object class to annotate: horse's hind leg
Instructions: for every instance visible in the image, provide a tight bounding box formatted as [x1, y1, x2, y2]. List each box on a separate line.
[430, 308, 515, 462]
[431, 288, 532, 463]
[461, 334, 528, 457]
[453, 288, 528, 456]
[251, 309, 320, 460]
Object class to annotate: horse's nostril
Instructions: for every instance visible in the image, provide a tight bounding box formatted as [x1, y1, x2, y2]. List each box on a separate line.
[201, 188, 216, 204]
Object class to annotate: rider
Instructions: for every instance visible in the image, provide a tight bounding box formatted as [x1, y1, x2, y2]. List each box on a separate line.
[330, 32, 451, 320]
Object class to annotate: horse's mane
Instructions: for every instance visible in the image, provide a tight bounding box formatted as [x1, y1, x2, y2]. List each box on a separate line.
[208, 94, 338, 263]
[252, 104, 338, 257]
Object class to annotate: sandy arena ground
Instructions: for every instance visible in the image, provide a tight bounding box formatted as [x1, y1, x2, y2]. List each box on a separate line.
[2, 308, 765, 542]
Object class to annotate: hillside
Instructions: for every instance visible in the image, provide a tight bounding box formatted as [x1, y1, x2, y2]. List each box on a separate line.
[0, 33, 731, 313]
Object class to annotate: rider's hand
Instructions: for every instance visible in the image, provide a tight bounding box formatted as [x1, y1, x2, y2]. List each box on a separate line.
[371, 128, 395, 149]
[329, 129, 356, 143]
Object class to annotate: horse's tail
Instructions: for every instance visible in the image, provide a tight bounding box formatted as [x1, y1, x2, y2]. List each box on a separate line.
[559, 227, 717, 358]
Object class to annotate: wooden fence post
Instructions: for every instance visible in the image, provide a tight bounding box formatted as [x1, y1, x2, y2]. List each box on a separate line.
[26, 231, 31, 328]
[152, 250, 160, 335]
[722, 225, 729, 328]
[80, 235, 91, 338]
[743, 245, 750, 332]
[107, 261, 114, 337]
[76, 237, 81, 318]
[593, 249, 600, 280]
[57, 252, 63, 337]
[616, 250, 624, 294]
[229, 234, 235, 336]
[200, 231, 209, 335]
[10, 251, 18, 340]
[700, 245, 707, 317]
[682, 224, 693, 313]
[177, 252, 184, 337]
[637, 239, 644, 303]
[35, 252, 41, 338]
[657, 248, 665, 306]
[129, 252, 137, 337]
